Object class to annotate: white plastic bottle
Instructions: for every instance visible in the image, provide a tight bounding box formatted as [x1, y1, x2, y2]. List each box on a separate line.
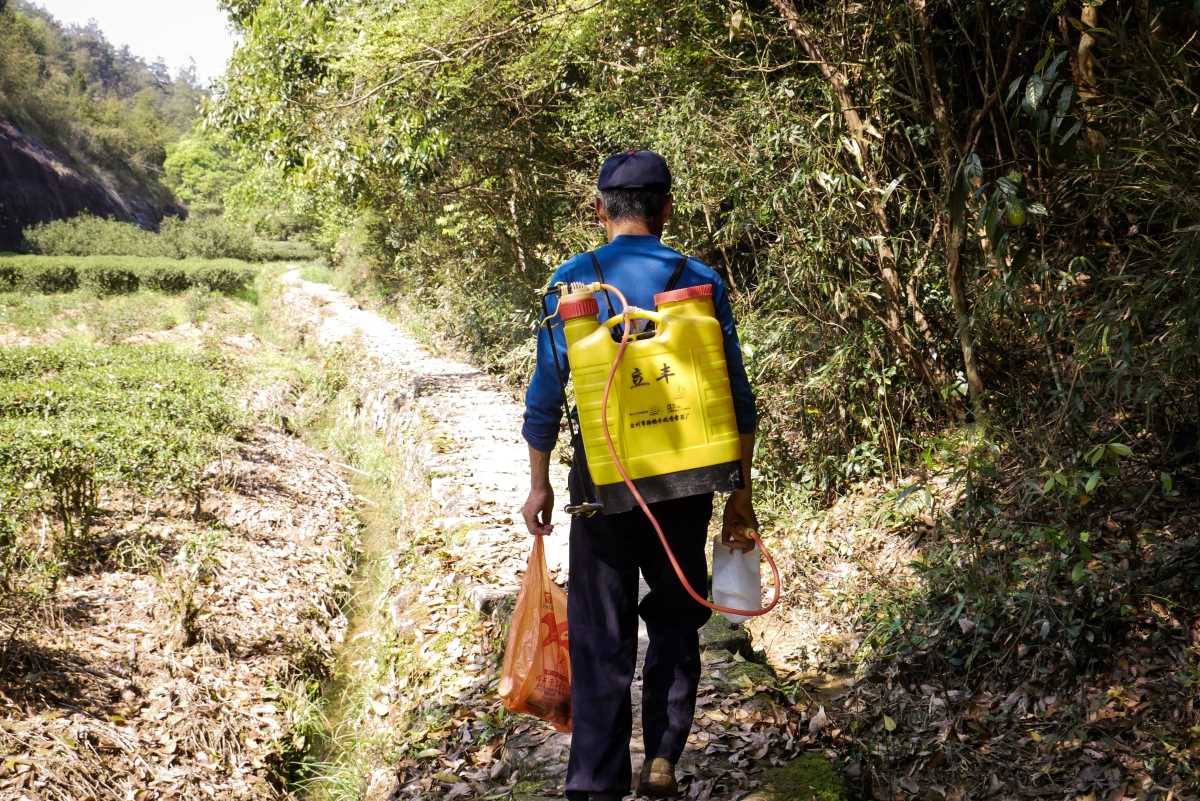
[711, 536, 761, 624]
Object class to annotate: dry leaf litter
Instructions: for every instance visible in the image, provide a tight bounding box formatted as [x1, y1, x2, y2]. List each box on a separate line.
[1, 421, 356, 800]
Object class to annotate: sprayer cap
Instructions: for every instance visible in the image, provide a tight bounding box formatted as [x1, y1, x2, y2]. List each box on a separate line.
[654, 283, 714, 307]
[559, 295, 600, 321]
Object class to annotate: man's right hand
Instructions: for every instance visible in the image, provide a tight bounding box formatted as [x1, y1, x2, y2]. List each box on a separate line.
[722, 488, 758, 552]
[522, 484, 554, 536]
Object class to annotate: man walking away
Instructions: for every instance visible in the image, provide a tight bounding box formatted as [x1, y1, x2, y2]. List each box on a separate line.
[520, 150, 759, 800]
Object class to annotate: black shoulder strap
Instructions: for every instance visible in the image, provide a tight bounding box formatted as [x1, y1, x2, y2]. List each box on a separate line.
[665, 254, 688, 292]
[589, 251, 688, 337]
[589, 251, 619, 323]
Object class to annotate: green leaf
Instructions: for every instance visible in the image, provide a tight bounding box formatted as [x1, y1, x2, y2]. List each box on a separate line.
[1059, 120, 1083, 145]
[996, 177, 1019, 198]
[1006, 75, 1025, 105]
[1056, 86, 1074, 114]
[1107, 443, 1133, 458]
[1051, 87, 1073, 138]
[1041, 476, 1056, 495]
[1084, 472, 1101, 493]
[883, 714, 897, 732]
[1024, 75, 1047, 113]
[1071, 561, 1086, 583]
[1161, 472, 1174, 494]
[1043, 50, 1068, 82]
[986, 204, 1003, 244]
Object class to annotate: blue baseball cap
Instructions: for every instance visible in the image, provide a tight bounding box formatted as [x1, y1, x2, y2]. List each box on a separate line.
[597, 149, 672, 192]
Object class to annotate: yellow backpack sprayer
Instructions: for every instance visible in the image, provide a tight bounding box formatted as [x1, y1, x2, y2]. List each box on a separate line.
[540, 258, 781, 619]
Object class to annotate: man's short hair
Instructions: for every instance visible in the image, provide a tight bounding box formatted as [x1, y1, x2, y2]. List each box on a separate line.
[599, 188, 669, 223]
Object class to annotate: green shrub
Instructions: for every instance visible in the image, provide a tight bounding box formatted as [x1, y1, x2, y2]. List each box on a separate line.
[191, 265, 255, 294]
[0, 420, 101, 549]
[254, 239, 320, 262]
[0, 264, 18, 291]
[20, 263, 78, 293]
[0, 344, 240, 559]
[25, 215, 164, 257]
[159, 216, 257, 261]
[0, 256, 256, 297]
[23, 214, 258, 261]
[139, 265, 192, 293]
[79, 264, 140, 295]
[0, 485, 25, 591]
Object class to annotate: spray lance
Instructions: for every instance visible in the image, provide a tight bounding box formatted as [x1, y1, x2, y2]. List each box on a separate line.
[539, 279, 781, 620]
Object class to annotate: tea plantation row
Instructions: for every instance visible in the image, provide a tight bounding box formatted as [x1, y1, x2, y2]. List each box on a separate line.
[0, 344, 240, 583]
[0, 255, 256, 296]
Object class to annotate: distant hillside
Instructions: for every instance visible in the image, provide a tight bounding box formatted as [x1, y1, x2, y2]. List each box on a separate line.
[0, 0, 203, 249]
[0, 121, 185, 249]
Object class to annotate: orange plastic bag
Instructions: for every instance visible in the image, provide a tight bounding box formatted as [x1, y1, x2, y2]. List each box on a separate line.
[499, 534, 572, 732]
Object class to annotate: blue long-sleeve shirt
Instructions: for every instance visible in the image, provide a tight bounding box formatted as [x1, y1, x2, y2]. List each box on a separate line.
[522, 234, 757, 452]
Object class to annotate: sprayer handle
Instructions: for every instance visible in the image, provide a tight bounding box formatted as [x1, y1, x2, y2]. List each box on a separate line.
[603, 307, 664, 331]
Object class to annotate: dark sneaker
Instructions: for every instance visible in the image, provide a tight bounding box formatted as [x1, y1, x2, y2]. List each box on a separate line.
[636, 758, 679, 797]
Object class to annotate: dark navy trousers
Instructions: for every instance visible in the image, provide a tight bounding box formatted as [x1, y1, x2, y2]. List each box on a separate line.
[564, 463, 713, 797]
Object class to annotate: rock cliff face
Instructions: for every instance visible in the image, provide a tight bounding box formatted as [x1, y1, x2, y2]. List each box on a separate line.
[0, 120, 182, 250]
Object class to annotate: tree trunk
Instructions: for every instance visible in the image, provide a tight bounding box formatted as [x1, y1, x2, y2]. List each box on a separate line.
[910, 0, 986, 406]
[1077, 3, 1100, 97]
[769, 0, 950, 397]
[945, 215, 984, 403]
[508, 169, 531, 277]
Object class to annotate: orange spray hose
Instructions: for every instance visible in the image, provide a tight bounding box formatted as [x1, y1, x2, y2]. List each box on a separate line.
[592, 283, 781, 619]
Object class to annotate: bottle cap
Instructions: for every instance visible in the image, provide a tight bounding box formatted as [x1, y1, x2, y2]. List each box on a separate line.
[654, 283, 713, 307]
[559, 295, 599, 321]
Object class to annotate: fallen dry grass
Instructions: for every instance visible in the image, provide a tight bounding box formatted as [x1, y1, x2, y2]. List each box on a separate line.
[0, 425, 356, 801]
[0, 283, 360, 800]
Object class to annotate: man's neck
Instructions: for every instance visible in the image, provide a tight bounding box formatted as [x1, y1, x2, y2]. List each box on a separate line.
[605, 220, 661, 241]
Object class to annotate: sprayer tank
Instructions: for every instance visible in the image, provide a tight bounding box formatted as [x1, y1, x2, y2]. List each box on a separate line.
[559, 284, 742, 513]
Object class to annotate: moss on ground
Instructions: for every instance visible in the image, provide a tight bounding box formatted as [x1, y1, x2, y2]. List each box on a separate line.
[510, 779, 554, 800]
[699, 613, 753, 656]
[746, 753, 847, 801]
[723, 660, 775, 687]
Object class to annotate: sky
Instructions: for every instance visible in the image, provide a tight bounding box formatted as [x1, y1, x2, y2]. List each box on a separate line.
[30, 0, 238, 85]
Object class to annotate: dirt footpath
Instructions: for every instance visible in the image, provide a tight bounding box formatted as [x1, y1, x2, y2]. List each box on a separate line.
[277, 272, 830, 801]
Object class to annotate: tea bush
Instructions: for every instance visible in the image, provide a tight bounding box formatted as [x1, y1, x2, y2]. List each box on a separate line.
[190, 265, 254, 294]
[23, 214, 302, 262]
[20, 263, 79, 293]
[0, 263, 18, 291]
[78, 264, 140, 295]
[158, 216, 257, 261]
[139, 264, 192, 293]
[0, 256, 256, 297]
[0, 344, 239, 565]
[253, 239, 319, 262]
[24, 215, 162, 258]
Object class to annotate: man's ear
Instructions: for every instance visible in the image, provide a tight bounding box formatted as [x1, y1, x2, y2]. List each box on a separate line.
[662, 194, 674, 223]
[594, 195, 609, 225]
